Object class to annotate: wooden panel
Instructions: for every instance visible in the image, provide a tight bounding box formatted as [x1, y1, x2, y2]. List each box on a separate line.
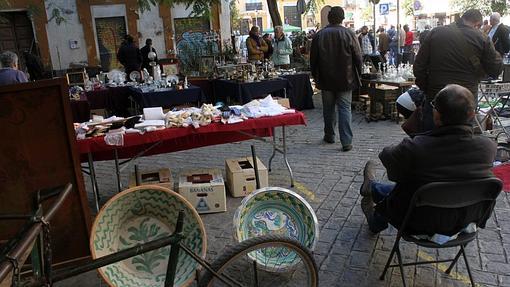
[0, 79, 92, 264]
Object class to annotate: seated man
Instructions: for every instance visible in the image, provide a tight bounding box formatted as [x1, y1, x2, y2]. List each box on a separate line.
[360, 84, 497, 236]
[0, 51, 28, 85]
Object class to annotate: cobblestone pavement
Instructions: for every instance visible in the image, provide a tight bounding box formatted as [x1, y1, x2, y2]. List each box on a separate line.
[57, 94, 510, 287]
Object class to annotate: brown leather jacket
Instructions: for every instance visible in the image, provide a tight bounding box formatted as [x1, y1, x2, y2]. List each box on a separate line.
[246, 36, 268, 61]
[414, 21, 502, 101]
[310, 24, 362, 92]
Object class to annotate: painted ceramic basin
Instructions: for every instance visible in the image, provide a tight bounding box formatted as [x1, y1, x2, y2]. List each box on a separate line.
[90, 185, 207, 287]
[233, 187, 319, 269]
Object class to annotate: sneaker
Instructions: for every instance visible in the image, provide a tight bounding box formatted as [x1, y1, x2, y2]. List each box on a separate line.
[323, 136, 335, 144]
[342, 144, 353, 152]
[360, 160, 376, 197]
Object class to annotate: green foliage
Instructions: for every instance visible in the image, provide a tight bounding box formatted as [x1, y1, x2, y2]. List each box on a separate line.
[304, 0, 323, 14]
[450, 0, 507, 16]
[230, 0, 240, 32]
[138, 0, 220, 16]
[402, 0, 414, 16]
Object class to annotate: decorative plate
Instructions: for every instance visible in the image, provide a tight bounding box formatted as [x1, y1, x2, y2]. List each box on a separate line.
[129, 71, 141, 82]
[233, 187, 319, 269]
[90, 185, 207, 287]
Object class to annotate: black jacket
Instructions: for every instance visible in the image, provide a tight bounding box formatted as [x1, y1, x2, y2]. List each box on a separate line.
[310, 24, 362, 92]
[117, 43, 142, 73]
[375, 125, 497, 236]
[414, 21, 502, 101]
[491, 24, 510, 56]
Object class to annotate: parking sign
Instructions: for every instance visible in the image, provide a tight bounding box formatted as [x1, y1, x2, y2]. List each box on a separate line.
[379, 3, 389, 15]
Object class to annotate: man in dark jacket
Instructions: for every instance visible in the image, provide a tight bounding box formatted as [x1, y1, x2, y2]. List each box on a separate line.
[414, 9, 502, 131]
[117, 35, 142, 77]
[140, 38, 158, 74]
[310, 6, 362, 151]
[488, 12, 510, 56]
[360, 84, 497, 236]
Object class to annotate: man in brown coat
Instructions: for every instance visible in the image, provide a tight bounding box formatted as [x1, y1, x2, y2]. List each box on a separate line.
[378, 27, 390, 62]
[246, 26, 268, 62]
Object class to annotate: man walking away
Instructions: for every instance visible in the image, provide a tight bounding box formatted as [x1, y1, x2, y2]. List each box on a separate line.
[310, 6, 362, 152]
[117, 35, 142, 77]
[387, 25, 398, 65]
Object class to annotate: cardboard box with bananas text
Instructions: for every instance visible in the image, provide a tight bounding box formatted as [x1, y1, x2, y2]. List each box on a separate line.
[178, 169, 226, 213]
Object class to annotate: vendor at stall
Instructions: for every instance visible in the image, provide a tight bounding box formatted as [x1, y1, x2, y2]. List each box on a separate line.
[0, 51, 28, 85]
[246, 26, 268, 62]
[272, 26, 293, 69]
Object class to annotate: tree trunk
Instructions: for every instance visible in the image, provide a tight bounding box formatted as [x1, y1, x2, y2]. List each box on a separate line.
[266, 0, 282, 27]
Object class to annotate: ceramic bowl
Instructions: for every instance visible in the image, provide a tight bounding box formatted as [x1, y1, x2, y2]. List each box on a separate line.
[233, 187, 319, 269]
[90, 185, 207, 287]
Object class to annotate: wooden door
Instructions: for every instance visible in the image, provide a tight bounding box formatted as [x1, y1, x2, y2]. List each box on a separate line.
[0, 12, 35, 69]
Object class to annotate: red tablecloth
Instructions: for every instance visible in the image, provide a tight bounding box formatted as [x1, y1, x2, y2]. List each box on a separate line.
[77, 112, 306, 162]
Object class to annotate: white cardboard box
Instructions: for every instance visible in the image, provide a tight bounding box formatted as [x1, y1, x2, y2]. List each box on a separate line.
[225, 157, 268, 197]
[178, 169, 226, 213]
[128, 168, 173, 190]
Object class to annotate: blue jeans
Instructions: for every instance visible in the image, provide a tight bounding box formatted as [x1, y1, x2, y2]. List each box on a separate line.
[321, 90, 353, 146]
[389, 45, 399, 65]
[368, 182, 395, 233]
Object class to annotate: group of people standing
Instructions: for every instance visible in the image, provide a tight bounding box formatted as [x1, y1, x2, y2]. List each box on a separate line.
[246, 26, 293, 68]
[116, 35, 158, 77]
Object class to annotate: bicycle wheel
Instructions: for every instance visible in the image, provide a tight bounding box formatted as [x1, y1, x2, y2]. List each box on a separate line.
[198, 234, 318, 287]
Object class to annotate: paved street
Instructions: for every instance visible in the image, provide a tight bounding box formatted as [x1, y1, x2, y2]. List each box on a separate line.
[58, 93, 510, 286]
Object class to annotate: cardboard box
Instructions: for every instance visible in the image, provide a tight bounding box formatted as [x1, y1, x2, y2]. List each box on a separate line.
[274, 97, 291, 109]
[225, 157, 268, 197]
[129, 168, 173, 190]
[178, 169, 226, 213]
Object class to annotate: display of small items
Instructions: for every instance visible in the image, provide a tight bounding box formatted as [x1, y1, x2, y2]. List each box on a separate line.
[215, 60, 279, 82]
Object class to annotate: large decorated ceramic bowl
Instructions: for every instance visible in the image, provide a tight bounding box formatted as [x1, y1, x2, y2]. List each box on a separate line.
[233, 187, 319, 269]
[91, 185, 207, 287]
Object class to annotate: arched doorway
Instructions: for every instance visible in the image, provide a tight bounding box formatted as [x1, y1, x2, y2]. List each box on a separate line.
[320, 6, 331, 29]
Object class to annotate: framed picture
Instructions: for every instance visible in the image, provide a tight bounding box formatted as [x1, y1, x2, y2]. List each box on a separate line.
[159, 58, 179, 76]
[66, 71, 86, 86]
[200, 56, 215, 75]
[161, 63, 179, 76]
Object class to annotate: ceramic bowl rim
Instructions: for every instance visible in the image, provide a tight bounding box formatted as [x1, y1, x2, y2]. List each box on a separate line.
[233, 186, 319, 251]
[90, 185, 207, 287]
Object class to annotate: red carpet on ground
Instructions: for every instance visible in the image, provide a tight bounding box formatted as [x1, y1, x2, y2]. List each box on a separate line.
[493, 163, 510, 192]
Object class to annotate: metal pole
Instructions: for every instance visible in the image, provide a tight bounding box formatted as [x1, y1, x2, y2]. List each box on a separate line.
[397, 0, 400, 62]
[251, 145, 261, 189]
[165, 211, 184, 287]
[373, 3, 376, 54]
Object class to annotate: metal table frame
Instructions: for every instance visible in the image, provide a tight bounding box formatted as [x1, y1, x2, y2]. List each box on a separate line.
[476, 83, 510, 141]
[83, 126, 295, 212]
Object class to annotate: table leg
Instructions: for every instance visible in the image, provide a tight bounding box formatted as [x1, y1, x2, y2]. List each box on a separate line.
[114, 149, 122, 193]
[87, 153, 100, 212]
[282, 126, 294, 187]
[284, 88, 287, 99]
[268, 127, 276, 172]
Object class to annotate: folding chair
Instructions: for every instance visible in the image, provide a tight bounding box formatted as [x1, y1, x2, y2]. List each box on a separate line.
[379, 178, 502, 287]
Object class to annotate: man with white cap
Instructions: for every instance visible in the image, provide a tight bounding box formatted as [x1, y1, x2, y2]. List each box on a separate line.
[488, 12, 510, 56]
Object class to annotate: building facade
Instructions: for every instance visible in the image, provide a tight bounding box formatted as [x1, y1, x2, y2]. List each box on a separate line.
[0, 0, 230, 72]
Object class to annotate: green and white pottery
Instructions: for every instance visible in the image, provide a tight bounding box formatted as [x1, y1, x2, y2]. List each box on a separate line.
[91, 185, 207, 287]
[233, 187, 319, 270]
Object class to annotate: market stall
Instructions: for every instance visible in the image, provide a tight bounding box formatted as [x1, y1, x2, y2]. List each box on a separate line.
[280, 73, 314, 110]
[129, 85, 204, 109]
[212, 78, 291, 104]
